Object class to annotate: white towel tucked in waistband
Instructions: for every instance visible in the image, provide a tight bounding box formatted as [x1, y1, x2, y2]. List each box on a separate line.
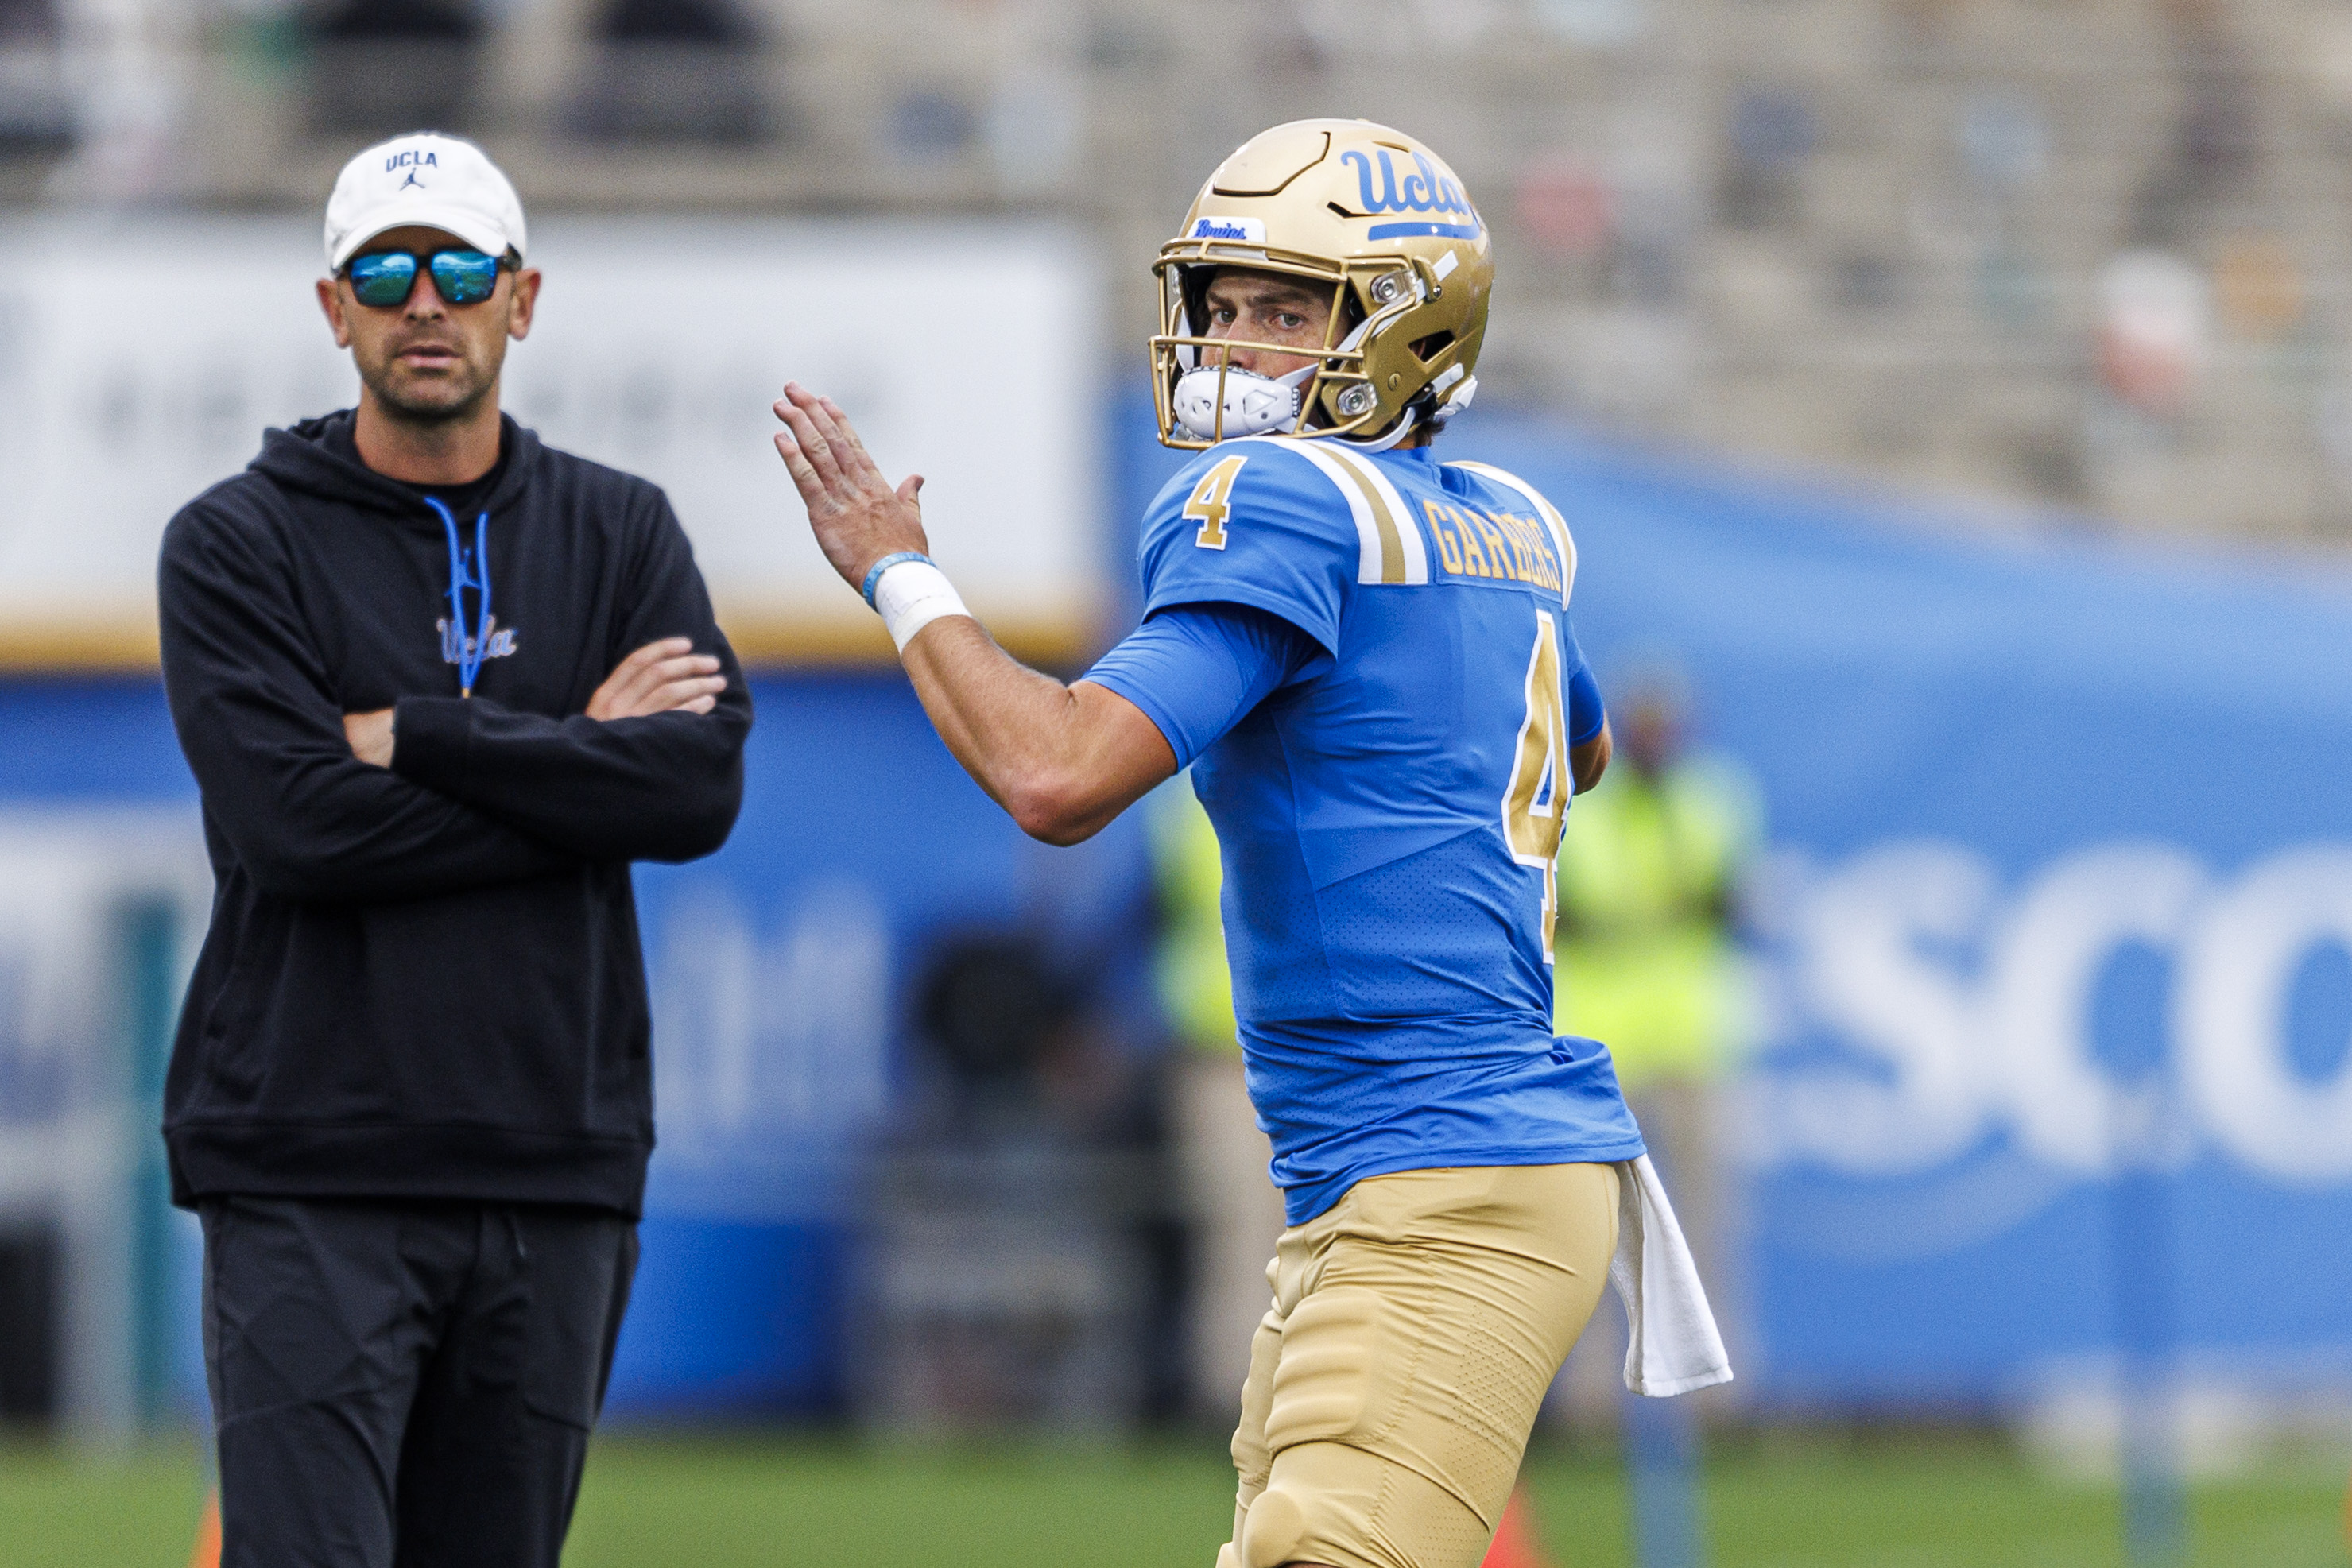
[1610, 1154, 1733, 1397]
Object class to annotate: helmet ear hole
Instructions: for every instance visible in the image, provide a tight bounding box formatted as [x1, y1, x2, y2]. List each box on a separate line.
[1411, 331, 1455, 364]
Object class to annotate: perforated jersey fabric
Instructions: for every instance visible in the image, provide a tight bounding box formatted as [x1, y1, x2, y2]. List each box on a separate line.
[1099, 438, 1645, 1224]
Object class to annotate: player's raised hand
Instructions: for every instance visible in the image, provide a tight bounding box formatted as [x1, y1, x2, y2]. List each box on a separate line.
[772, 382, 928, 593]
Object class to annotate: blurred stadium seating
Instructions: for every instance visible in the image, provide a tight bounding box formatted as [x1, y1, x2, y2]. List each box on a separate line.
[15, 0, 2352, 540]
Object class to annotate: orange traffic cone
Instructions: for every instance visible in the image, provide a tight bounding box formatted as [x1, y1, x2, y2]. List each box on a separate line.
[1481, 1487, 1553, 1568]
[190, 1490, 220, 1568]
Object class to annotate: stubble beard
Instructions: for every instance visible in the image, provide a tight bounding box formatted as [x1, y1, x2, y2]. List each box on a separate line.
[358, 336, 505, 429]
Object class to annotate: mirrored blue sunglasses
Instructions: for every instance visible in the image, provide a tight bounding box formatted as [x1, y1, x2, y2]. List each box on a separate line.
[345, 247, 509, 308]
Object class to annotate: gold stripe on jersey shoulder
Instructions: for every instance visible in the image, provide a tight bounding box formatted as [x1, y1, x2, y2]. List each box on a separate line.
[1273, 439, 1431, 587]
[1319, 446, 1409, 584]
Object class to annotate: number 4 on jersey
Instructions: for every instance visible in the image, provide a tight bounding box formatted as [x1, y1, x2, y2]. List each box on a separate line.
[1184, 455, 1248, 550]
[1502, 612, 1569, 963]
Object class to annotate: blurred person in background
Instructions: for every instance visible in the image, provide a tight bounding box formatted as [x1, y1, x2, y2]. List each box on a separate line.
[157, 131, 750, 1568]
[773, 118, 1728, 1568]
[1556, 670, 1760, 1272]
[1152, 779, 1289, 1419]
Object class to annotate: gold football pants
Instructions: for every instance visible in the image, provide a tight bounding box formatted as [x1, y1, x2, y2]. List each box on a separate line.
[1221, 1163, 1620, 1568]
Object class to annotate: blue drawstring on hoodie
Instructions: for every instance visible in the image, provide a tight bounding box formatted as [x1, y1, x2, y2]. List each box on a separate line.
[425, 497, 492, 697]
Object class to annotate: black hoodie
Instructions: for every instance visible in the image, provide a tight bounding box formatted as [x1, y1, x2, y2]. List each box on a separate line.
[157, 411, 753, 1217]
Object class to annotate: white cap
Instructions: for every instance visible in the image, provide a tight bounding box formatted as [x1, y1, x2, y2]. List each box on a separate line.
[323, 131, 528, 272]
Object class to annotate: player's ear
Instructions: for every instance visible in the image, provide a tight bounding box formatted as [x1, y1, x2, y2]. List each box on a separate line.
[316, 277, 352, 348]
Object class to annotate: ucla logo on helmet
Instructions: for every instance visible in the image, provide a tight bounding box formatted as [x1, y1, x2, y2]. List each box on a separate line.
[1339, 149, 1474, 219]
[1190, 215, 1266, 242]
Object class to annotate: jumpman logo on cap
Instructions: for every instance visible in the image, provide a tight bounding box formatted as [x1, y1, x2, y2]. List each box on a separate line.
[400, 168, 425, 191]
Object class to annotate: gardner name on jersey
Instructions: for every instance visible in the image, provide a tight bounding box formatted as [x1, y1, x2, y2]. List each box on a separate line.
[1110, 436, 1643, 1225]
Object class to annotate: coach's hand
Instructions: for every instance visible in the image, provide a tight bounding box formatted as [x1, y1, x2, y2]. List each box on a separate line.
[771, 382, 927, 592]
[344, 708, 396, 767]
[587, 638, 726, 720]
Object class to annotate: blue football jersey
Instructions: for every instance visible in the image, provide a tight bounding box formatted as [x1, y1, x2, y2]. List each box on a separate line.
[1135, 437, 1645, 1223]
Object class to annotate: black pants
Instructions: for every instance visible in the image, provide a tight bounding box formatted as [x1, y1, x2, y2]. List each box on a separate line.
[200, 1197, 637, 1568]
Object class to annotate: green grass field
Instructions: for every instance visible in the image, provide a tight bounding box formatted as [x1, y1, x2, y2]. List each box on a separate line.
[2, 1428, 2344, 1567]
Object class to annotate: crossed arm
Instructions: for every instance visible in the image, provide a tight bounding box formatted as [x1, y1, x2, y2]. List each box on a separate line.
[768, 384, 1608, 846]
[341, 637, 726, 765]
[161, 500, 746, 904]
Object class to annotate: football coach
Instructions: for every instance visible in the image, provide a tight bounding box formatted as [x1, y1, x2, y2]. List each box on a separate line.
[156, 131, 751, 1567]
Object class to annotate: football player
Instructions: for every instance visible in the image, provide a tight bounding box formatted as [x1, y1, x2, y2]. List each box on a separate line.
[773, 118, 1725, 1568]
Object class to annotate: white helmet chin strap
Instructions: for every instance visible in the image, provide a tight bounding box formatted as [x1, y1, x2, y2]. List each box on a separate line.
[1335, 405, 1419, 452]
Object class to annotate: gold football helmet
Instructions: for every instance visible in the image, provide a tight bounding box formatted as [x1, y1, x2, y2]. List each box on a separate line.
[1150, 118, 1494, 450]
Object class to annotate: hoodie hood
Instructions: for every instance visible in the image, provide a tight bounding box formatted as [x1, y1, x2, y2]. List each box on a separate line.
[250, 410, 544, 528]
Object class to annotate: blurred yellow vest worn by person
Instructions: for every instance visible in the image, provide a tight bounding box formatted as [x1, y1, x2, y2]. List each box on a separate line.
[1157, 776, 1238, 1060]
[1553, 699, 1759, 1090]
[1153, 778, 1288, 1421]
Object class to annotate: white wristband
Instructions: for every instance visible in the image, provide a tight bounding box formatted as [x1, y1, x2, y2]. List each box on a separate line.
[872, 559, 971, 652]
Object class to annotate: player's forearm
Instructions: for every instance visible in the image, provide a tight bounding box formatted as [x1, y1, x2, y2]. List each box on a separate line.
[1572, 721, 1611, 794]
[899, 619, 1159, 846]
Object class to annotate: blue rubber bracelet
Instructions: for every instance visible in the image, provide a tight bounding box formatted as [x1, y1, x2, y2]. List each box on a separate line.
[861, 551, 932, 610]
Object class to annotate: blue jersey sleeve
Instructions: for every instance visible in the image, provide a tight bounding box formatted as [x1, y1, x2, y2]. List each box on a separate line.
[1081, 602, 1323, 769]
[1136, 443, 1358, 655]
[1564, 623, 1604, 745]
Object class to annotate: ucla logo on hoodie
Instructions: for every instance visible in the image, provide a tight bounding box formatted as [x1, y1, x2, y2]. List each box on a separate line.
[439, 616, 518, 665]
